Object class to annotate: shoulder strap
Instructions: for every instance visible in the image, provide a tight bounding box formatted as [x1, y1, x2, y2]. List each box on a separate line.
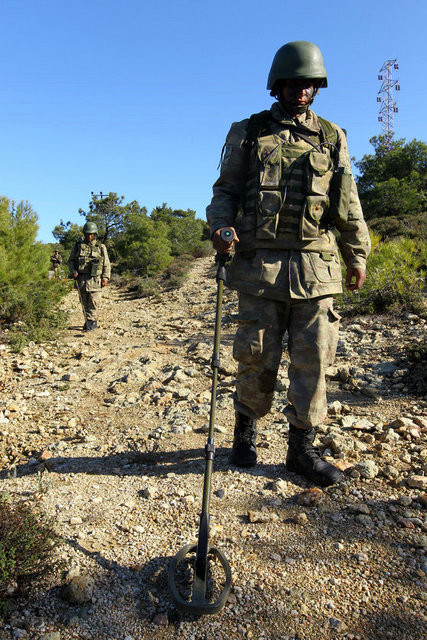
[242, 110, 271, 150]
[317, 116, 340, 146]
[238, 110, 271, 205]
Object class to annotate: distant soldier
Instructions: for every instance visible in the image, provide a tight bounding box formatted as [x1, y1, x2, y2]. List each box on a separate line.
[50, 249, 62, 277]
[67, 221, 111, 331]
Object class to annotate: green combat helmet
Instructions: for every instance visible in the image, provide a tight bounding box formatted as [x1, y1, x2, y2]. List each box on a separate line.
[83, 221, 98, 235]
[267, 41, 328, 90]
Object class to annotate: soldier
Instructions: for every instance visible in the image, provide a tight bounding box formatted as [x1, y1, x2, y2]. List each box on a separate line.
[206, 41, 371, 486]
[50, 249, 62, 277]
[67, 221, 111, 331]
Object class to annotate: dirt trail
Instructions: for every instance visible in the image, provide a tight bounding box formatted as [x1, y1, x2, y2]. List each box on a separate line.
[0, 256, 426, 640]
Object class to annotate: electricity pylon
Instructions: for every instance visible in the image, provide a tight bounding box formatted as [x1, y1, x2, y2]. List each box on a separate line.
[377, 59, 400, 144]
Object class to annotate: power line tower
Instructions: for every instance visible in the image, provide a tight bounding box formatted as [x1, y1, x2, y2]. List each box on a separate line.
[377, 59, 400, 143]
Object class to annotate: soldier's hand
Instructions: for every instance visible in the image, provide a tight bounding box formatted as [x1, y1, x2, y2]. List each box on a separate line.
[101, 278, 108, 287]
[212, 227, 239, 254]
[345, 267, 366, 291]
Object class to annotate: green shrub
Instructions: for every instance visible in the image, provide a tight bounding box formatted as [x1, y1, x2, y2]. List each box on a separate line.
[339, 232, 426, 316]
[116, 215, 173, 276]
[368, 212, 427, 241]
[192, 240, 214, 258]
[164, 254, 194, 289]
[0, 198, 70, 349]
[405, 337, 427, 365]
[151, 205, 208, 256]
[0, 494, 63, 611]
[403, 337, 427, 395]
[135, 276, 160, 298]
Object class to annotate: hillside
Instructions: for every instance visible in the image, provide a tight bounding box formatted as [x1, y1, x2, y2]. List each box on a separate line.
[0, 256, 426, 640]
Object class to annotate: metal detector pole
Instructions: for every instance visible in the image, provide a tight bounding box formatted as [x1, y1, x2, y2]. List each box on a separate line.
[194, 235, 231, 600]
[168, 229, 233, 614]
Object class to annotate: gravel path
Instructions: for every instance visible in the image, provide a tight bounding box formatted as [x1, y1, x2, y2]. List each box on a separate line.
[0, 256, 426, 640]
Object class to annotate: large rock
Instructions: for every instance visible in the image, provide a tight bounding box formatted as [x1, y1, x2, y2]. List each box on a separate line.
[63, 574, 94, 604]
[407, 476, 427, 490]
[322, 432, 354, 454]
[355, 460, 379, 479]
[371, 361, 398, 375]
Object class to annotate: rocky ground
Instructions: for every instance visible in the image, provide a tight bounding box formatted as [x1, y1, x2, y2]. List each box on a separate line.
[0, 256, 426, 640]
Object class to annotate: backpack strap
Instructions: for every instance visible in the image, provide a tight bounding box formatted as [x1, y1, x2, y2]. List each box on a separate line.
[239, 110, 271, 204]
[242, 110, 271, 150]
[317, 116, 340, 146]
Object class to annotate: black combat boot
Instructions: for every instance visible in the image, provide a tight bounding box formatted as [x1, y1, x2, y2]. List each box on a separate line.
[231, 412, 257, 467]
[286, 424, 342, 487]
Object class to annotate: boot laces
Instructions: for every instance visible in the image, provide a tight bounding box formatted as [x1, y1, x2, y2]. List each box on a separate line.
[236, 429, 256, 447]
[302, 441, 322, 461]
[299, 432, 322, 461]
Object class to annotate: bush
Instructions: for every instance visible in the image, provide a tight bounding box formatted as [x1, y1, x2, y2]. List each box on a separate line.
[164, 254, 194, 289]
[339, 232, 426, 316]
[403, 337, 427, 395]
[0, 494, 63, 611]
[116, 214, 173, 276]
[192, 240, 214, 258]
[135, 276, 160, 298]
[0, 198, 70, 349]
[355, 136, 427, 224]
[368, 212, 427, 241]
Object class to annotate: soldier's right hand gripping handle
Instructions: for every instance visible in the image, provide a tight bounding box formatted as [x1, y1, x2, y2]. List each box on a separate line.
[215, 228, 233, 282]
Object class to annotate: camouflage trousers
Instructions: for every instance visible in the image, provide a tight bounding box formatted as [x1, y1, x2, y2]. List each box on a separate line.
[233, 292, 340, 429]
[76, 278, 102, 323]
[79, 290, 101, 322]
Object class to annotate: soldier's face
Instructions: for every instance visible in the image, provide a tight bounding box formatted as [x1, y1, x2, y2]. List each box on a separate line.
[84, 233, 95, 242]
[280, 79, 316, 108]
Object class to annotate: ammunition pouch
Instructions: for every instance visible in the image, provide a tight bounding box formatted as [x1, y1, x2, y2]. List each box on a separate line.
[327, 167, 352, 224]
[300, 195, 330, 241]
[256, 137, 282, 240]
[304, 151, 333, 196]
[90, 259, 100, 277]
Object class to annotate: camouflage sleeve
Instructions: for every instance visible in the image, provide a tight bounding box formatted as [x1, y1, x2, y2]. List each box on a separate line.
[67, 242, 78, 274]
[206, 119, 249, 236]
[334, 127, 371, 270]
[101, 245, 111, 279]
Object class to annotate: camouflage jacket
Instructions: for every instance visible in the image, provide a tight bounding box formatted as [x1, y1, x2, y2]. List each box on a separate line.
[206, 102, 371, 300]
[68, 239, 111, 292]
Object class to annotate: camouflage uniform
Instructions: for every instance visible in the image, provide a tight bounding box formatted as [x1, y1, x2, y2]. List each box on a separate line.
[206, 102, 370, 429]
[50, 251, 62, 273]
[67, 238, 111, 325]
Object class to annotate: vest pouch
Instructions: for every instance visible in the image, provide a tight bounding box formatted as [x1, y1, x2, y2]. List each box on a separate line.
[258, 137, 282, 187]
[328, 167, 352, 223]
[256, 190, 280, 239]
[305, 151, 333, 196]
[90, 259, 100, 277]
[300, 195, 329, 241]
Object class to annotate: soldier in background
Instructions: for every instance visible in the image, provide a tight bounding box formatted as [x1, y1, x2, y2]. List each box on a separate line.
[67, 221, 111, 331]
[50, 249, 62, 277]
[206, 41, 371, 487]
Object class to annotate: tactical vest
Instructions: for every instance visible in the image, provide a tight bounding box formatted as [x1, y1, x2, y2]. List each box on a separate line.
[76, 240, 104, 277]
[238, 110, 351, 249]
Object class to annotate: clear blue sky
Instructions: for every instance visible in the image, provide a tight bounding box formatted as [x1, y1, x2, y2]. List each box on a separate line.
[1, 0, 425, 243]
